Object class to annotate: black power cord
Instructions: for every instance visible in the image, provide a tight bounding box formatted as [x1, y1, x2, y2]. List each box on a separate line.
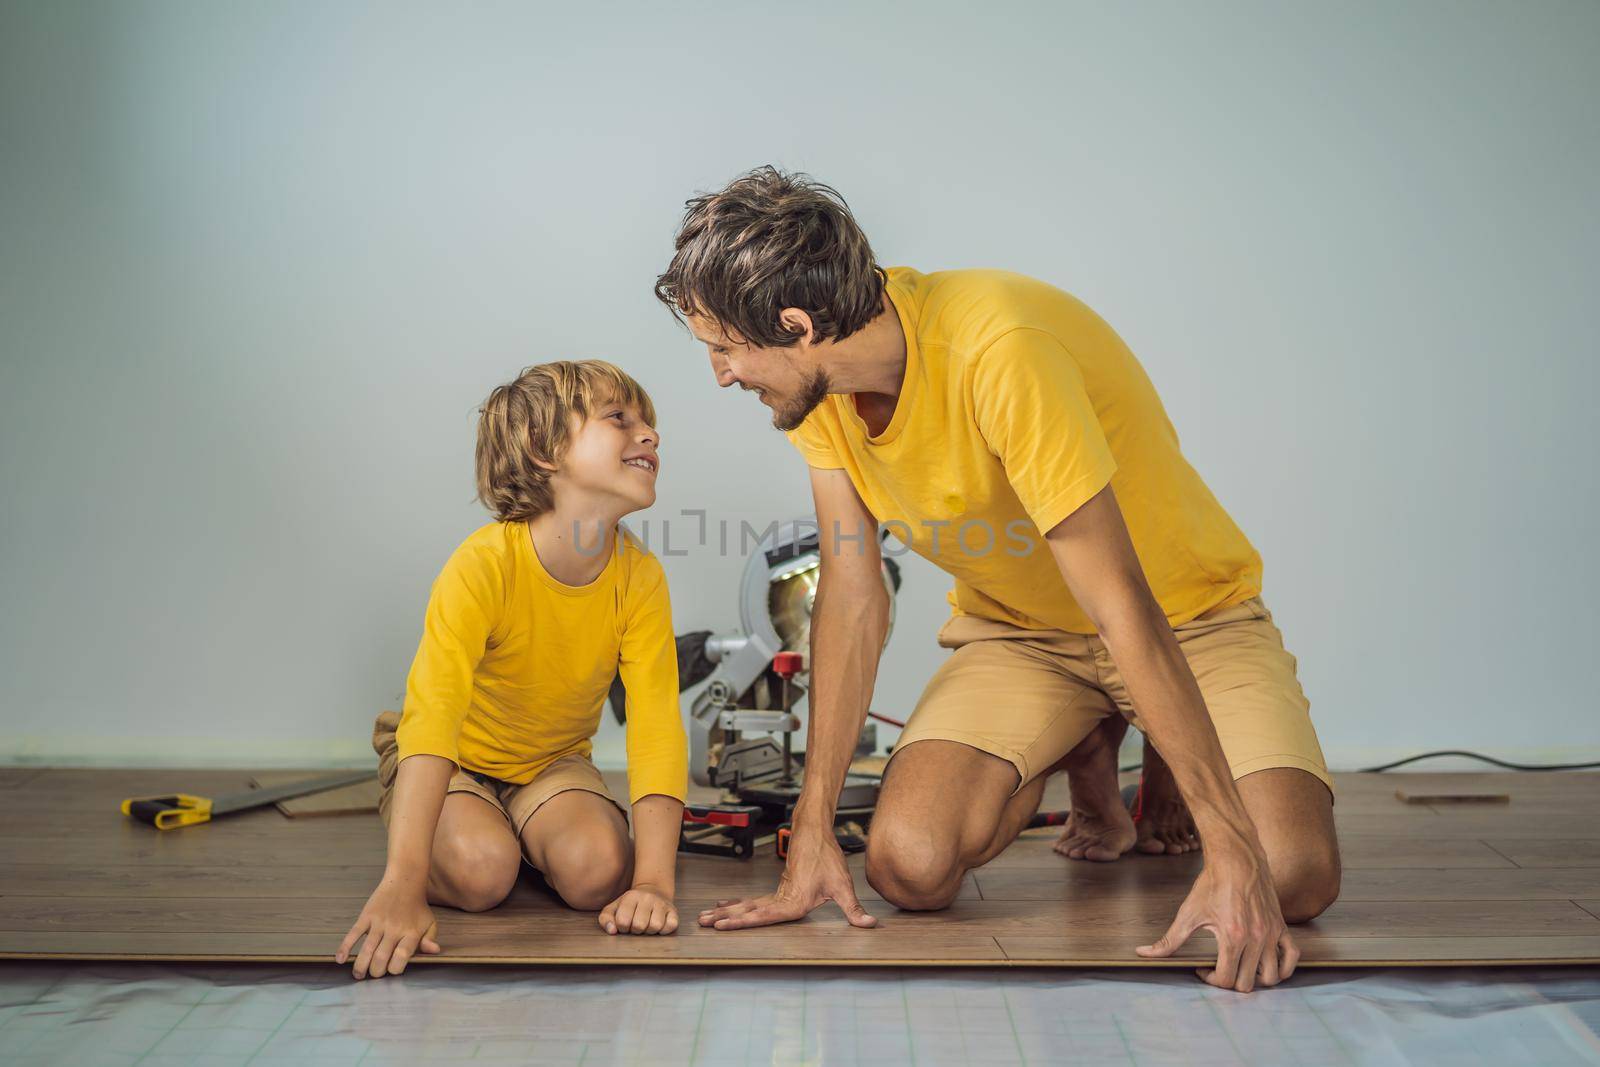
[1116, 750, 1600, 775]
[1356, 750, 1600, 773]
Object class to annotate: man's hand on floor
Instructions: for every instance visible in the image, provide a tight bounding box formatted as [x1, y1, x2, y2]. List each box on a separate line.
[600, 884, 678, 935]
[1135, 851, 1299, 992]
[335, 879, 442, 979]
[698, 827, 877, 930]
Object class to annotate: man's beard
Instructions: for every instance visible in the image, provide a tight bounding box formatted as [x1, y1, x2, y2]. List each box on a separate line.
[771, 367, 832, 432]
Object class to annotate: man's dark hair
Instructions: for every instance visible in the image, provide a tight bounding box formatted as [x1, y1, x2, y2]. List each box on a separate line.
[655, 165, 887, 348]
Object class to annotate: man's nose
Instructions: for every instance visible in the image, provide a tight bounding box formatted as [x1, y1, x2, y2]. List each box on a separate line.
[638, 425, 660, 448]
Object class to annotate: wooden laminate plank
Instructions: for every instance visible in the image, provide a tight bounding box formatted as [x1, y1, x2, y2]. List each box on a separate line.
[1293, 898, 1600, 938]
[675, 869, 980, 904]
[248, 772, 380, 818]
[973, 865, 1600, 902]
[0, 855, 964, 904]
[5, 894, 1584, 942]
[21, 801, 383, 839]
[1335, 835, 1517, 869]
[9, 929, 1597, 967]
[0, 894, 1007, 963]
[0, 892, 999, 938]
[972, 859, 1197, 902]
[996, 934, 1600, 966]
[1327, 867, 1600, 900]
[0, 929, 1009, 965]
[0, 769, 43, 790]
[1484, 840, 1600, 868]
[1365, 814, 1600, 838]
[0, 812, 389, 867]
[0, 863, 390, 898]
[980, 833, 1516, 870]
[876, 898, 1600, 938]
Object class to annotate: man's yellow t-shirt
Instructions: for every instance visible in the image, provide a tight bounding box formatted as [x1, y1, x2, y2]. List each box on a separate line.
[393, 522, 687, 805]
[787, 267, 1262, 634]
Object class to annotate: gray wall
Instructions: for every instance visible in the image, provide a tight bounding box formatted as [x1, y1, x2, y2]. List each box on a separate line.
[2, 1, 1596, 769]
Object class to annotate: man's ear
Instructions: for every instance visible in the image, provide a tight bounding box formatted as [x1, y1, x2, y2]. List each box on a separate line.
[778, 308, 816, 347]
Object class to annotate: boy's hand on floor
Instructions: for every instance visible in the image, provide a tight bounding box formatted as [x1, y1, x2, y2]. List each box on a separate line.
[599, 884, 678, 935]
[336, 881, 442, 979]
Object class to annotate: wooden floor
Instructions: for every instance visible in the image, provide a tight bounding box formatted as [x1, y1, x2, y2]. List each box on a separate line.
[3, 767, 1600, 968]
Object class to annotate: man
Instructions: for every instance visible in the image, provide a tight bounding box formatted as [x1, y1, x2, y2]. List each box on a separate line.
[654, 166, 1339, 993]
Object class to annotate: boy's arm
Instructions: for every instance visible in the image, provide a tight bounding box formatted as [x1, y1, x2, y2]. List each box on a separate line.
[615, 554, 689, 810]
[336, 754, 452, 977]
[380, 753, 454, 889]
[394, 543, 505, 769]
[629, 794, 683, 896]
[337, 541, 504, 974]
[601, 553, 689, 935]
[600, 792, 684, 935]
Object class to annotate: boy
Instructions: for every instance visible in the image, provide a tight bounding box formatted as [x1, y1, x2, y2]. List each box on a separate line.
[335, 360, 688, 980]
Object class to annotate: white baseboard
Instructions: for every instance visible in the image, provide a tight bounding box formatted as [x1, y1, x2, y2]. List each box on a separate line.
[0, 736, 379, 770]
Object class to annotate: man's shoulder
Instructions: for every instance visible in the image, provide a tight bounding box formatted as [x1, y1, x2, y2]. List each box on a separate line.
[893, 267, 1083, 354]
[909, 266, 1045, 297]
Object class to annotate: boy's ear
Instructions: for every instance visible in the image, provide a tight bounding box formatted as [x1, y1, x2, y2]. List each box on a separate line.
[532, 412, 584, 474]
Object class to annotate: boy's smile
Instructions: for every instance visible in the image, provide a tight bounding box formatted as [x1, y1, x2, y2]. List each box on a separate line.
[557, 400, 662, 513]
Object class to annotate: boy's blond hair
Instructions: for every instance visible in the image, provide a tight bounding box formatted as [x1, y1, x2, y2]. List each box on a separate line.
[475, 360, 657, 522]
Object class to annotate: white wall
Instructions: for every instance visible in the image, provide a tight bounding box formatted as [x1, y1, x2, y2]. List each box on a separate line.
[2, 1, 1596, 770]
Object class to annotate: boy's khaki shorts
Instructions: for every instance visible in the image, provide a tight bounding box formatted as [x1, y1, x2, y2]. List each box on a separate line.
[894, 597, 1334, 797]
[371, 711, 626, 838]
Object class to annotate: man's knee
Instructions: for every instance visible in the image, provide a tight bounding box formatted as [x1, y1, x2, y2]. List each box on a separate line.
[1235, 767, 1341, 923]
[864, 819, 964, 911]
[544, 831, 632, 911]
[433, 833, 520, 912]
[1275, 842, 1341, 923]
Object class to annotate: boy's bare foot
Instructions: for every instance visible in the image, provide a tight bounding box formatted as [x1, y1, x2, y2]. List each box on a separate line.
[1133, 738, 1200, 855]
[1052, 716, 1137, 862]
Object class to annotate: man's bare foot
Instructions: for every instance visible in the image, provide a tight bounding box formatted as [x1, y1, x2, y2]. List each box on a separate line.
[1052, 716, 1137, 862]
[1134, 737, 1201, 855]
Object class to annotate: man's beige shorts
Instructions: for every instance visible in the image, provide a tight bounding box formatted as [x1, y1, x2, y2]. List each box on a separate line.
[895, 597, 1333, 796]
[371, 711, 626, 837]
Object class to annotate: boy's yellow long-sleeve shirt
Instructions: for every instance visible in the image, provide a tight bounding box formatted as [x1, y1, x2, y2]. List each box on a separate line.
[393, 521, 687, 806]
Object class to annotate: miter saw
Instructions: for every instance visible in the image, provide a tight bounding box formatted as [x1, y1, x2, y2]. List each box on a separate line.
[673, 519, 902, 858]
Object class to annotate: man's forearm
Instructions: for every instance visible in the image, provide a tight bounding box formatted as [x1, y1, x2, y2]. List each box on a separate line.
[1099, 600, 1263, 859]
[792, 568, 889, 830]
